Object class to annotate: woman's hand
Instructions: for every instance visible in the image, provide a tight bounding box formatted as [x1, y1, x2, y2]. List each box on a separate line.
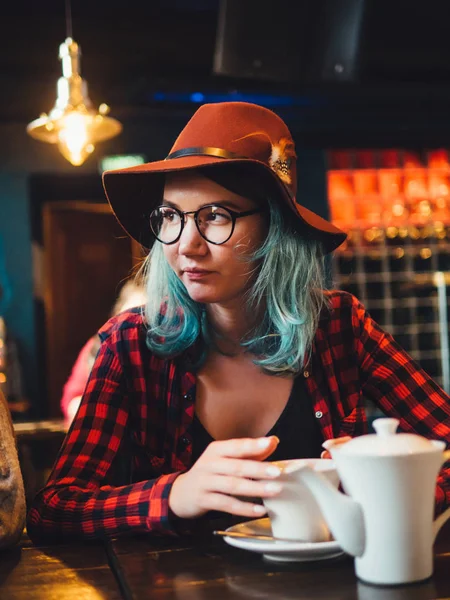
[168, 436, 282, 519]
[321, 436, 351, 459]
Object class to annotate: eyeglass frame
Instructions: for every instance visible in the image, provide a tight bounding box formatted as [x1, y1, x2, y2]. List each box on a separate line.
[149, 204, 265, 245]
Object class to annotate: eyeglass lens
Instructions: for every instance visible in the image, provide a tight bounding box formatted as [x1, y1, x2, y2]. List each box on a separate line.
[150, 206, 234, 244]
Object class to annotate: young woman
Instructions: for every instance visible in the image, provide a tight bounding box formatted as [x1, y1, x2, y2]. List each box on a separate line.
[27, 102, 450, 542]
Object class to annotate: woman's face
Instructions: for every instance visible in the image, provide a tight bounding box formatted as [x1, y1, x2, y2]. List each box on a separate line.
[162, 171, 267, 306]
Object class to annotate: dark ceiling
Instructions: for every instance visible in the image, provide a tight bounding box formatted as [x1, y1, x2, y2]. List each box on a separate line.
[0, 0, 222, 122]
[3, 0, 450, 143]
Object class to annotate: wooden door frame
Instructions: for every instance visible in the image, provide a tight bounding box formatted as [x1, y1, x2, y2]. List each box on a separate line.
[42, 201, 144, 416]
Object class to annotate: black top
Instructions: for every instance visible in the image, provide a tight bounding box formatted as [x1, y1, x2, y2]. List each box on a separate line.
[192, 374, 324, 463]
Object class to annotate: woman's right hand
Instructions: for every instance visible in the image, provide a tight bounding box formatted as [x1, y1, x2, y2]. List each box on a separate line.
[168, 436, 282, 520]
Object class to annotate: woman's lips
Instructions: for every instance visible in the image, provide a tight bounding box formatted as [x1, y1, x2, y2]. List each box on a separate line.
[183, 269, 213, 280]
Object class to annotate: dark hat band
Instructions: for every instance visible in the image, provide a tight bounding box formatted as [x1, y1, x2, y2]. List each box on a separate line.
[166, 145, 295, 201]
[166, 147, 244, 160]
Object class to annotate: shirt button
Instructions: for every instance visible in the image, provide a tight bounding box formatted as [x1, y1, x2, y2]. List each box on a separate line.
[183, 394, 192, 401]
[315, 411, 323, 419]
[303, 370, 310, 378]
[180, 436, 190, 446]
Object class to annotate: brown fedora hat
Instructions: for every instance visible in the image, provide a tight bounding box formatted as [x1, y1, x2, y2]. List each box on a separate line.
[102, 102, 346, 253]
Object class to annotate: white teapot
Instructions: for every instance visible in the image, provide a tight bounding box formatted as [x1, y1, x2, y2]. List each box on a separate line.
[295, 418, 450, 585]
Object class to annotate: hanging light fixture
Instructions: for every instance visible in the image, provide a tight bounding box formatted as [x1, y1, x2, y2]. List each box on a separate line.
[26, 0, 122, 166]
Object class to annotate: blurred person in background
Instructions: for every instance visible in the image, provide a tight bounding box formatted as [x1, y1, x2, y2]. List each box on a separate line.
[60, 279, 147, 426]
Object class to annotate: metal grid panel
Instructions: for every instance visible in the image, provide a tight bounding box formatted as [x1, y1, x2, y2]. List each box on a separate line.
[332, 224, 450, 391]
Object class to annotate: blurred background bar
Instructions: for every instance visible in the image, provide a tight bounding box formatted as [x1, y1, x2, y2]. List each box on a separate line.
[328, 149, 450, 394]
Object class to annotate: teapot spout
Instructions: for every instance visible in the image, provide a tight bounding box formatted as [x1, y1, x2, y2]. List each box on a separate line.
[297, 465, 366, 557]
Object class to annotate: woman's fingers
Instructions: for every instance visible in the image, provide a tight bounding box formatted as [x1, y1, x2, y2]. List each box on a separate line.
[206, 474, 283, 499]
[321, 436, 352, 459]
[204, 492, 267, 518]
[208, 436, 280, 460]
[206, 457, 282, 480]
[257, 439, 281, 462]
[169, 436, 281, 519]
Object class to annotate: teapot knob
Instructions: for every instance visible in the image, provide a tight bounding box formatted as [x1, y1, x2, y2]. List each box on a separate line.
[373, 418, 399, 437]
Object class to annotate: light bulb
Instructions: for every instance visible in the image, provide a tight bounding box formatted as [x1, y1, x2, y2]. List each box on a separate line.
[57, 112, 94, 166]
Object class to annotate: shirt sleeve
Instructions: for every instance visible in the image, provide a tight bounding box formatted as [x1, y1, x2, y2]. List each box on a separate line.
[27, 338, 182, 543]
[352, 296, 450, 514]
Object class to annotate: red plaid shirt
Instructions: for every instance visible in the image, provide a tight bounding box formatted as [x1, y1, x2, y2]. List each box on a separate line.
[27, 291, 450, 542]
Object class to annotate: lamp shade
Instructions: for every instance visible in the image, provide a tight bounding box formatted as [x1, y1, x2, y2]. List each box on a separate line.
[27, 38, 122, 166]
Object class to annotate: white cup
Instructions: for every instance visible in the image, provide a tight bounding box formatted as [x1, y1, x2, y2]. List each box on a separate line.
[263, 458, 340, 542]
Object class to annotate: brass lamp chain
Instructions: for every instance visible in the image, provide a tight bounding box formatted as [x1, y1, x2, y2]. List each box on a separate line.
[65, 0, 73, 39]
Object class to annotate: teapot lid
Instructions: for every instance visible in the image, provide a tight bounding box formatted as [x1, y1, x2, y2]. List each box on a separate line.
[336, 418, 438, 456]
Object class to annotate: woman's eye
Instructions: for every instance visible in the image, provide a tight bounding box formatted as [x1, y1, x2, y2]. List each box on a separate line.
[206, 210, 231, 223]
[161, 209, 178, 222]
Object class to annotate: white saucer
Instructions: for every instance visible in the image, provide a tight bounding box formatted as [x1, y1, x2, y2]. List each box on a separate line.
[223, 518, 345, 563]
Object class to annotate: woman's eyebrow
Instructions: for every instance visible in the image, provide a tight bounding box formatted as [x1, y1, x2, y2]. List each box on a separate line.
[161, 199, 178, 208]
[218, 200, 247, 210]
[161, 199, 248, 210]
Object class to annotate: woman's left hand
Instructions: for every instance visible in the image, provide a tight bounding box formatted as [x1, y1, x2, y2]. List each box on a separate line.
[320, 436, 351, 459]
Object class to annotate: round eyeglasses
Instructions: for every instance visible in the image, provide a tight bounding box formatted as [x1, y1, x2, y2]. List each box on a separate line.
[149, 204, 264, 245]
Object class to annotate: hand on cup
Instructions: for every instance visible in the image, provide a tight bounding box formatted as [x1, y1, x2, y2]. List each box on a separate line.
[263, 458, 340, 542]
[169, 435, 282, 520]
[321, 436, 351, 459]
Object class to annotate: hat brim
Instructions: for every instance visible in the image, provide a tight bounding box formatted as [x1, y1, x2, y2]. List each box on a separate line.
[102, 155, 346, 254]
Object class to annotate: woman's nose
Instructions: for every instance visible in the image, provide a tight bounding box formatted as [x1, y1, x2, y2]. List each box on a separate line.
[178, 216, 207, 255]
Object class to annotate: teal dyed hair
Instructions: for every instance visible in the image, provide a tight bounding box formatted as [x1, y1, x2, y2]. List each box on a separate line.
[142, 197, 327, 374]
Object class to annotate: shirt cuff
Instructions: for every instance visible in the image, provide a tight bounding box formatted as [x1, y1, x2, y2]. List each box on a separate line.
[146, 471, 187, 535]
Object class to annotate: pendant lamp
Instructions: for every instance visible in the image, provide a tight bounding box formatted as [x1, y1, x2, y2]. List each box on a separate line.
[26, 0, 122, 166]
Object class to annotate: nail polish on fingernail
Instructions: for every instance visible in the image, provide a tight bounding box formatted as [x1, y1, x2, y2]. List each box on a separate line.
[265, 482, 282, 493]
[266, 466, 281, 477]
[257, 437, 271, 448]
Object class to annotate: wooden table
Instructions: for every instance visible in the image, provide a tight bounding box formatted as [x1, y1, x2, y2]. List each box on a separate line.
[1, 530, 450, 599]
[13, 419, 68, 506]
[13, 419, 67, 441]
[107, 531, 450, 600]
[0, 533, 122, 599]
